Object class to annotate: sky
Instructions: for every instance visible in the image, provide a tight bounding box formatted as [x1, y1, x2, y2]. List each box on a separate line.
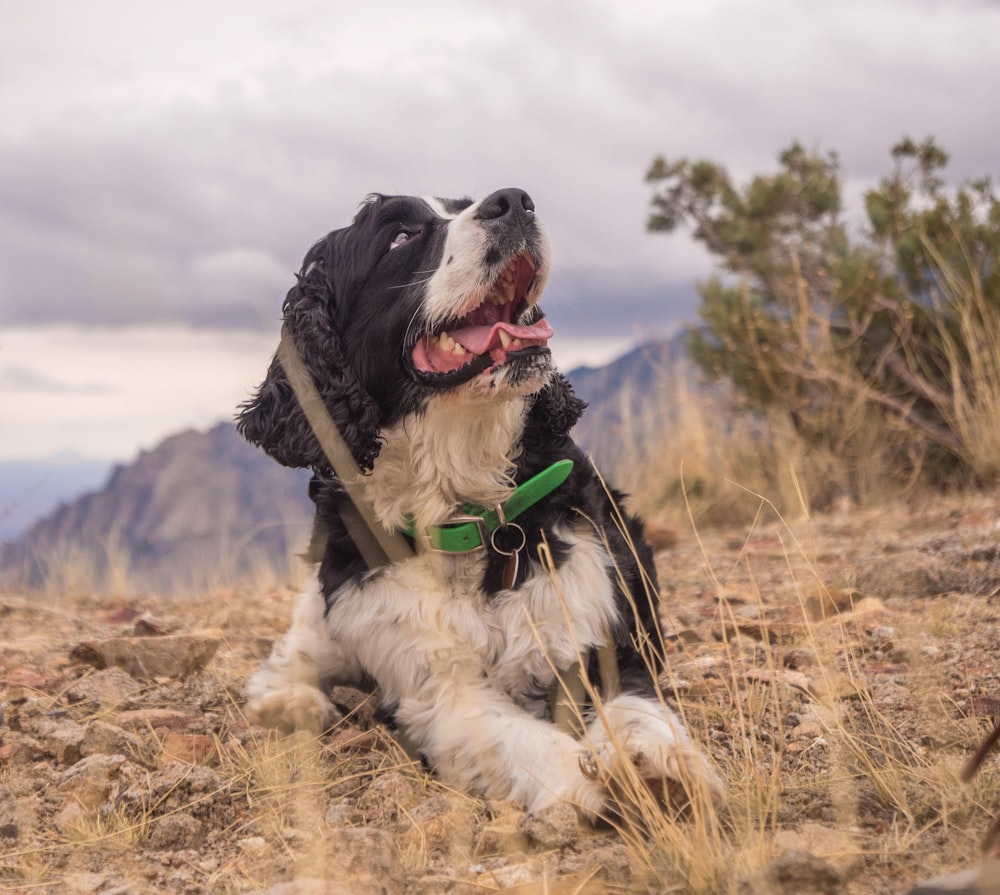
[2, 0, 998, 463]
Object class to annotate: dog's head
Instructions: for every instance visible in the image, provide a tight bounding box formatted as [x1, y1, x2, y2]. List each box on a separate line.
[238, 188, 557, 471]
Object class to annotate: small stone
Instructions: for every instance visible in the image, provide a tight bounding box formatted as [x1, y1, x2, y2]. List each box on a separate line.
[161, 732, 217, 765]
[326, 725, 380, 754]
[476, 803, 531, 857]
[35, 717, 86, 765]
[80, 721, 147, 763]
[782, 648, 817, 669]
[325, 799, 362, 826]
[69, 633, 221, 680]
[65, 667, 144, 709]
[871, 626, 897, 647]
[0, 786, 20, 839]
[400, 795, 478, 861]
[772, 823, 862, 875]
[856, 551, 964, 600]
[115, 709, 195, 732]
[740, 849, 842, 895]
[0, 666, 47, 695]
[356, 770, 423, 826]
[149, 812, 204, 850]
[791, 721, 824, 739]
[59, 754, 127, 808]
[520, 801, 580, 849]
[238, 836, 269, 858]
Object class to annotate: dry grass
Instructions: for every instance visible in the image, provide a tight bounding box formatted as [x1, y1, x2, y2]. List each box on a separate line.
[4, 453, 999, 894]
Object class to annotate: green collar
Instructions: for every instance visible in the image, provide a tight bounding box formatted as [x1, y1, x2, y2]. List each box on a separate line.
[401, 459, 574, 553]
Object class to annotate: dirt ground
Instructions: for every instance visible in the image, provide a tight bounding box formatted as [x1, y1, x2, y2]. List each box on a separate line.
[1, 487, 998, 894]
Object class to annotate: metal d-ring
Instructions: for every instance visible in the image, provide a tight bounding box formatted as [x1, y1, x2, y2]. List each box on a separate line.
[489, 503, 527, 556]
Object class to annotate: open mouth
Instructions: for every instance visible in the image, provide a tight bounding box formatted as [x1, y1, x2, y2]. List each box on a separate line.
[411, 253, 552, 384]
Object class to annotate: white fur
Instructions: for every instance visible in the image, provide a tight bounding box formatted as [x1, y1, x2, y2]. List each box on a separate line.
[363, 393, 527, 534]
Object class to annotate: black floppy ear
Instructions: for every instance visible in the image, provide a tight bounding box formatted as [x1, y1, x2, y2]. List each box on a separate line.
[236, 237, 383, 471]
[527, 372, 586, 438]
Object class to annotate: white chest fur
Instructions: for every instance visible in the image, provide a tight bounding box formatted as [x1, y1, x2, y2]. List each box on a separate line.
[361, 395, 528, 534]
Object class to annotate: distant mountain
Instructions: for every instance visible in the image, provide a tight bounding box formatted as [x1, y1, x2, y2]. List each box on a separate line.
[0, 453, 113, 541]
[566, 333, 691, 477]
[1, 423, 312, 594]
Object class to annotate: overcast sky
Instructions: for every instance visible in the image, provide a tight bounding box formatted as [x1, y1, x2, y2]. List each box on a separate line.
[2, 0, 998, 461]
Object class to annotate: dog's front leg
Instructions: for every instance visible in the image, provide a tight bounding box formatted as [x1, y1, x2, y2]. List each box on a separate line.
[331, 566, 608, 815]
[246, 573, 359, 733]
[395, 665, 609, 816]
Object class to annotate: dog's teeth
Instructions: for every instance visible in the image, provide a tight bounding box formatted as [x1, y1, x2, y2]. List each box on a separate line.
[439, 331, 455, 351]
[452, 342, 467, 355]
[510, 338, 523, 349]
[498, 329, 512, 349]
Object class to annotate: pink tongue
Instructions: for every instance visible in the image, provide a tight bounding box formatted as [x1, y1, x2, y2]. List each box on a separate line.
[451, 319, 553, 354]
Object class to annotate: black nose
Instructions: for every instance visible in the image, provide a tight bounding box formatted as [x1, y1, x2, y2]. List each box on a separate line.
[477, 188, 535, 224]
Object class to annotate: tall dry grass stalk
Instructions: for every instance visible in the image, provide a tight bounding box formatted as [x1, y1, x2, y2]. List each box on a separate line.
[615, 359, 905, 531]
[927, 237, 1000, 483]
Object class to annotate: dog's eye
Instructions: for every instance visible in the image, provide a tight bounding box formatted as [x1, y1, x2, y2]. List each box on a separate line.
[390, 230, 415, 250]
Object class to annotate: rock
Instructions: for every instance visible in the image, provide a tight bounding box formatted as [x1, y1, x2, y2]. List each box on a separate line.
[246, 828, 404, 895]
[69, 633, 221, 680]
[52, 801, 87, 836]
[804, 587, 860, 620]
[325, 725, 380, 754]
[400, 794, 478, 863]
[0, 786, 20, 839]
[791, 721, 825, 739]
[65, 668, 144, 708]
[782, 647, 817, 669]
[116, 764, 235, 828]
[115, 708, 195, 731]
[476, 803, 531, 858]
[59, 872, 115, 894]
[80, 721, 148, 764]
[856, 551, 965, 599]
[325, 799, 362, 826]
[59, 754, 127, 808]
[149, 812, 205, 850]
[161, 732, 217, 765]
[33, 717, 86, 765]
[356, 770, 424, 827]
[740, 849, 843, 895]
[521, 802, 580, 849]
[237, 835, 269, 858]
[0, 666, 47, 698]
[772, 823, 862, 875]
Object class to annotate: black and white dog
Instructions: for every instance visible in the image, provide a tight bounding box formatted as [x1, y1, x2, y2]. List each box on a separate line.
[238, 189, 721, 816]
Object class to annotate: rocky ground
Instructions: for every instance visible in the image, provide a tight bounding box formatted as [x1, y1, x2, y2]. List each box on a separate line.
[1, 487, 999, 894]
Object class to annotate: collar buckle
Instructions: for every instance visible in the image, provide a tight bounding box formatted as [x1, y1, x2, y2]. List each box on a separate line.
[420, 513, 490, 554]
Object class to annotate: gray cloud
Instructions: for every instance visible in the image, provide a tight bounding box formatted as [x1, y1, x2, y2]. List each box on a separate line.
[1, 0, 998, 338]
[0, 365, 116, 395]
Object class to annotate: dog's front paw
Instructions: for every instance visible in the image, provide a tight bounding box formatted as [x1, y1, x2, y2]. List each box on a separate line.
[620, 735, 724, 810]
[247, 685, 341, 734]
[586, 697, 724, 814]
